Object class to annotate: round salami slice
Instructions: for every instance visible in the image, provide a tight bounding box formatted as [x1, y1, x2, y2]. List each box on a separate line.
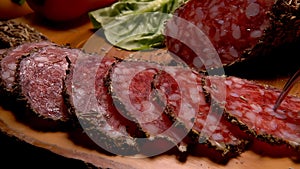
[165, 0, 300, 71]
[0, 41, 54, 95]
[153, 67, 247, 159]
[17, 45, 79, 121]
[204, 75, 300, 152]
[66, 54, 145, 156]
[109, 61, 189, 156]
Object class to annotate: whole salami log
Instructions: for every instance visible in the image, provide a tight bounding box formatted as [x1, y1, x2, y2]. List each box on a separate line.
[203, 75, 300, 153]
[165, 0, 300, 72]
[0, 41, 54, 95]
[65, 54, 146, 155]
[16, 45, 80, 121]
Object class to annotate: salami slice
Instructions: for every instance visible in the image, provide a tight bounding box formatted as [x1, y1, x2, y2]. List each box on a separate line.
[109, 61, 189, 156]
[203, 75, 300, 152]
[165, 0, 300, 71]
[0, 41, 53, 95]
[17, 45, 79, 121]
[66, 54, 145, 155]
[153, 67, 247, 160]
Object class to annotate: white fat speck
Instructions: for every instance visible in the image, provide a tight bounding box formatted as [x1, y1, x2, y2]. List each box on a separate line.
[225, 80, 232, 86]
[286, 123, 299, 130]
[245, 112, 256, 121]
[250, 104, 262, 113]
[230, 92, 239, 97]
[37, 63, 44, 67]
[229, 46, 239, 58]
[169, 94, 181, 101]
[7, 63, 16, 70]
[212, 133, 224, 141]
[1, 71, 10, 79]
[246, 3, 260, 18]
[196, 7, 204, 20]
[34, 56, 49, 62]
[231, 24, 241, 39]
[250, 30, 262, 38]
[269, 120, 277, 131]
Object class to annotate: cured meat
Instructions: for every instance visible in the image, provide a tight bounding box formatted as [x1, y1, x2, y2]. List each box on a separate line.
[16, 45, 80, 121]
[0, 20, 48, 49]
[203, 75, 300, 152]
[0, 41, 54, 95]
[109, 61, 189, 156]
[65, 54, 145, 155]
[153, 67, 247, 160]
[165, 0, 300, 71]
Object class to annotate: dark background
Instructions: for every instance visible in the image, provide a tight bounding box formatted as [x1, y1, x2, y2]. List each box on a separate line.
[0, 131, 95, 169]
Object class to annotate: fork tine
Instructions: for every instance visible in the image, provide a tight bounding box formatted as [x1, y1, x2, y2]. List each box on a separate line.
[273, 68, 300, 111]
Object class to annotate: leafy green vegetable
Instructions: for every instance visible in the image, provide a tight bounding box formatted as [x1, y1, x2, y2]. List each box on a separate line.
[11, 0, 26, 5]
[88, 0, 187, 51]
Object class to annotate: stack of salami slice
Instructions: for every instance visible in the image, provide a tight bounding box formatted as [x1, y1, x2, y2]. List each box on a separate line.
[0, 40, 299, 161]
[0, 0, 300, 163]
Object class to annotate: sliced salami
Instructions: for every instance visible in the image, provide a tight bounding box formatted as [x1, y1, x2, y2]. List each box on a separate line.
[66, 54, 145, 155]
[17, 45, 79, 121]
[153, 67, 247, 159]
[0, 41, 54, 95]
[109, 61, 189, 155]
[165, 0, 300, 71]
[203, 75, 300, 152]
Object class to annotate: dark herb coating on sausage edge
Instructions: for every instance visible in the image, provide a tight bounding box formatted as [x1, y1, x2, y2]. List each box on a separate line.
[203, 75, 300, 153]
[165, 0, 300, 72]
[64, 54, 146, 155]
[0, 41, 54, 96]
[108, 60, 191, 155]
[152, 66, 248, 161]
[15, 45, 80, 122]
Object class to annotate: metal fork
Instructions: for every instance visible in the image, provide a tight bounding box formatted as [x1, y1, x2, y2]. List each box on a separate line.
[273, 68, 300, 111]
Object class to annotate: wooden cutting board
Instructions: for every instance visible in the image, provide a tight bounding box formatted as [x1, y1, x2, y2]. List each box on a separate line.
[0, 13, 299, 169]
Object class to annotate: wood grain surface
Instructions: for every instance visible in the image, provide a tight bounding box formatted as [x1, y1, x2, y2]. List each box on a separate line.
[0, 13, 299, 169]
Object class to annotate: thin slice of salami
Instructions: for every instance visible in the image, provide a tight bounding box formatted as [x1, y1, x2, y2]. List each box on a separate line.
[66, 54, 145, 155]
[109, 61, 189, 156]
[203, 75, 300, 152]
[165, 0, 300, 71]
[17, 45, 79, 121]
[0, 41, 53, 95]
[153, 67, 247, 160]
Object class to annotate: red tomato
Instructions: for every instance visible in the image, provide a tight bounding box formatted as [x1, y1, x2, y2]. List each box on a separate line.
[26, 0, 117, 22]
[0, 0, 33, 20]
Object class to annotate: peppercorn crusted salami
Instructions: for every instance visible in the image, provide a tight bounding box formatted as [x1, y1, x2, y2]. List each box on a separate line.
[203, 75, 300, 151]
[165, 0, 300, 71]
[16, 45, 79, 121]
[109, 61, 189, 155]
[66, 54, 146, 155]
[153, 67, 247, 159]
[0, 41, 53, 95]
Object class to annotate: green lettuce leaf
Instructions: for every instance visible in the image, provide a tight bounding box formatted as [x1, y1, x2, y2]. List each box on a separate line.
[88, 0, 187, 51]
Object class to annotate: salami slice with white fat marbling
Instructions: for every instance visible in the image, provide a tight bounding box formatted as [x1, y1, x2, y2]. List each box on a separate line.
[109, 61, 190, 155]
[153, 67, 247, 159]
[203, 75, 300, 151]
[165, 0, 300, 71]
[17, 45, 80, 121]
[65, 54, 146, 155]
[0, 41, 54, 94]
